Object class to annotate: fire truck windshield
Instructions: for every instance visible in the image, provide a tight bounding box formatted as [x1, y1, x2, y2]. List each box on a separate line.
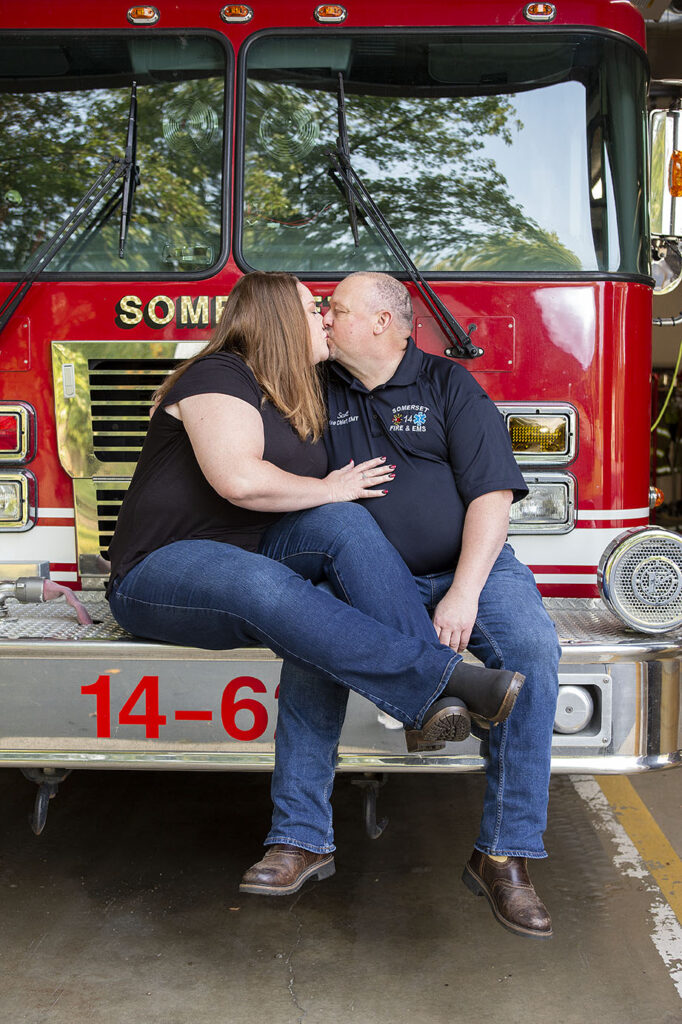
[240, 31, 649, 279]
[0, 34, 227, 277]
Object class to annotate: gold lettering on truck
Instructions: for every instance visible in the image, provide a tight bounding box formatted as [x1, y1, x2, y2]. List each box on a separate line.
[115, 295, 229, 330]
[178, 295, 210, 327]
[114, 294, 143, 329]
[145, 296, 175, 327]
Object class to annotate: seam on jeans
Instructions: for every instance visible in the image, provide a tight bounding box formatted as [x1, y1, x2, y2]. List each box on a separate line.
[265, 836, 335, 855]
[473, 618, 505, 665]
[413, 652, 461, 726]
[492, 719, 508, 849]
[112, 592, 416, 723]
[324, 699, 347, 845]
[473, 844, 548, 859]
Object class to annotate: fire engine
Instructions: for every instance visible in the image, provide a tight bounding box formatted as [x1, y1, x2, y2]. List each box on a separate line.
[1, 0, 681, 834]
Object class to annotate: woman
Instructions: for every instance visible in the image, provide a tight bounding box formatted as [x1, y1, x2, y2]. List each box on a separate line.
[107, 272, 522, 757]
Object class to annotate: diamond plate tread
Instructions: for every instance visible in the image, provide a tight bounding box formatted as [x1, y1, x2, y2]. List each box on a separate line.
[0, 595, 129, 642]
[0, 594, 681, 647]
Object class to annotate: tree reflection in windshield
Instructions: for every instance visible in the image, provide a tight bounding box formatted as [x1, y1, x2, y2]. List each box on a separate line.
[242, 32, 648, 277]
[0, 36, 225, 275]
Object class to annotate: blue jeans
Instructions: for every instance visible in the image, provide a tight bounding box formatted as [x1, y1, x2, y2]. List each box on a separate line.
[107, 503, 459, 728]
[269, 544, 561, 857]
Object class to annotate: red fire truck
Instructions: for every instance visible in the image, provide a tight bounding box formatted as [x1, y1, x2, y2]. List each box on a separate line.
[1, 0, 681, 832]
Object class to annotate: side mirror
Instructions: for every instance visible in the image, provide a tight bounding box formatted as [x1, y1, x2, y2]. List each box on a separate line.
[650, 107, 682, 295]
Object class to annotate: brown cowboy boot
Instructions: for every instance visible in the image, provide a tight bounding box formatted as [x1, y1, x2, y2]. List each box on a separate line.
[462, 849, 553, 939]
[239, 844, 335, 896]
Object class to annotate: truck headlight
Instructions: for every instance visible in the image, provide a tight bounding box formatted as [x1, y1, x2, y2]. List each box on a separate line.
[598, 527, 682, 633]
[508, 473, 575, 534]
[0, 472, 37, 531]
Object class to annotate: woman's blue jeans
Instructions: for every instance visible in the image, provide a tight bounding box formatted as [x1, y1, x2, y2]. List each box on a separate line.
[107, 503, 459, 730]
[269, 544, 561, 857]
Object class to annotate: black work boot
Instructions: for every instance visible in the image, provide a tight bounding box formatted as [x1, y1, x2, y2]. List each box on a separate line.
[443, 662, 524, 725]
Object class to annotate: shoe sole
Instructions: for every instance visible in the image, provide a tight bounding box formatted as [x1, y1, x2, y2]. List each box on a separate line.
[405, 706, 471, 753]
[461, 863, 553, 939]
[471, 671, 525, 728]
[239, 856, 335, 896]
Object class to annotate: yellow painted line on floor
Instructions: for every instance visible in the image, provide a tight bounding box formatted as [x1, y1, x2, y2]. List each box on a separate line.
[598, 775, 682, 926]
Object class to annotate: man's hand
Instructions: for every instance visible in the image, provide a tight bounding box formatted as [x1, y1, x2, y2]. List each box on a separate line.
[432, 490, 513, 652]
[432, 588, 479, 652]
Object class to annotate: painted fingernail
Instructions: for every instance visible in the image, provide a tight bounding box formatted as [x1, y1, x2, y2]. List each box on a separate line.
[388, 474, 395, 480]
[380, 457, 387, 462]
[389, 465, 396, 470]
[382, 490, 388, 494]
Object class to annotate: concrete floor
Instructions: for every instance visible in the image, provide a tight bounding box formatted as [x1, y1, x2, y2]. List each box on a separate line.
[0, 767, 681, 1024]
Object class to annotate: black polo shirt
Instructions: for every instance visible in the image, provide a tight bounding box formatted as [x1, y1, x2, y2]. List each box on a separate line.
[325, 339, 527, 576]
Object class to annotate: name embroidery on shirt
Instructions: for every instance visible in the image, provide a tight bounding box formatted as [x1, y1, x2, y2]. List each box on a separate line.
[329, 409, 360, 427]
[390, 404, 429, 432]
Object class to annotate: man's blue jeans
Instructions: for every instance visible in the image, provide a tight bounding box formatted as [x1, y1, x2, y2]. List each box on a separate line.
[107, 503, 459, 729]
[268, 544, 561, 857]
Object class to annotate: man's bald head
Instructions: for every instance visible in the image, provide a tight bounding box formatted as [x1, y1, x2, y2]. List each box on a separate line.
[343, 272, 413, 337]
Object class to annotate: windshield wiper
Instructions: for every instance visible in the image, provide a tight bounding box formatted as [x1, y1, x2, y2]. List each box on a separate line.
[119, 81, 139, 258]
[334, 72, 360, 247]
[0, 81, 140, 336]
[328, 73, 482, 360]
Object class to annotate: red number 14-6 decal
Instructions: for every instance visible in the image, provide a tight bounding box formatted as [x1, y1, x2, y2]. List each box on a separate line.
[81, 675, 275, 741]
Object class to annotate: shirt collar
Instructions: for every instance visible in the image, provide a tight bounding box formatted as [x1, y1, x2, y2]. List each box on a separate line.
[329, 337, 423, 393]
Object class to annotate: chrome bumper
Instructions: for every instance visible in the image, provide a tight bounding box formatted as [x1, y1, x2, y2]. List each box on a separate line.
[0, 596, 680, 774]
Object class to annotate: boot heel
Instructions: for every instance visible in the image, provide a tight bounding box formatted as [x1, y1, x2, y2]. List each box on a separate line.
[314, 861, 336, 882]
[403, 733, 446, 757]
[461, 866, 484, 897]
[405, 736, 447, 753]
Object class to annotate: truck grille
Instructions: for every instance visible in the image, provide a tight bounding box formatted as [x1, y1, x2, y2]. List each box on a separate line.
[53, 341, 204, 583]
[89, 358, 181, 463]
[96, 485, 130, 558]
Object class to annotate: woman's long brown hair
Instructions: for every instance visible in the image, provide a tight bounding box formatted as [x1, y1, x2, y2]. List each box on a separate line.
[154, 272, 326, 441]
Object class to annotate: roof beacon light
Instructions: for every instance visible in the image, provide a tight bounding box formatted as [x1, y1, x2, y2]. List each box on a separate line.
[670, 150, 682, 199]
[524, 2, 556, 21]
[220, 4, 254, 21]
[314, 4, 347, 23]
[127, 6, 160, 24]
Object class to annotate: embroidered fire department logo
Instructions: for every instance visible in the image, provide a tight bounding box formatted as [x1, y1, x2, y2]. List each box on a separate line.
[390, 405, 429, 432]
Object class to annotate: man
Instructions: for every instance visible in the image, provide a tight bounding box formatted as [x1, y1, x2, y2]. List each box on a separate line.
[240, 272, 560, 940]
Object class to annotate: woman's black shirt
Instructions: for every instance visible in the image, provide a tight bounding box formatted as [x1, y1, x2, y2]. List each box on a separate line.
[106, 352, 327, 593]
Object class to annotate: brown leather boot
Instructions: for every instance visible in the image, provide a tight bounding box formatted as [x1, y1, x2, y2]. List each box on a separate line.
[462, 849, 553, 939]
[239, 844, 335, 896]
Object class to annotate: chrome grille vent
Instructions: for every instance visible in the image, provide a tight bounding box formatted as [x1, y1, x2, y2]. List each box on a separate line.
[599, 528, 682, 633]
[96, 485, 130, 557]
[88, 358, 180, 463]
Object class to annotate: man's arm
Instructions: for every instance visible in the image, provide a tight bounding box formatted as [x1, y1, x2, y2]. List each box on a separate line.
[432, 489, 513, 651]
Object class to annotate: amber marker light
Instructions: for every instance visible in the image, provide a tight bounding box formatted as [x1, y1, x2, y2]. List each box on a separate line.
[650, 486, 665, 510]
[314, 4, 348, 23]
[220, 4, 254, 21]
[670, 150, 682, 198]
[127, 5, 160, 23]
[523, 2, 556, 21]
